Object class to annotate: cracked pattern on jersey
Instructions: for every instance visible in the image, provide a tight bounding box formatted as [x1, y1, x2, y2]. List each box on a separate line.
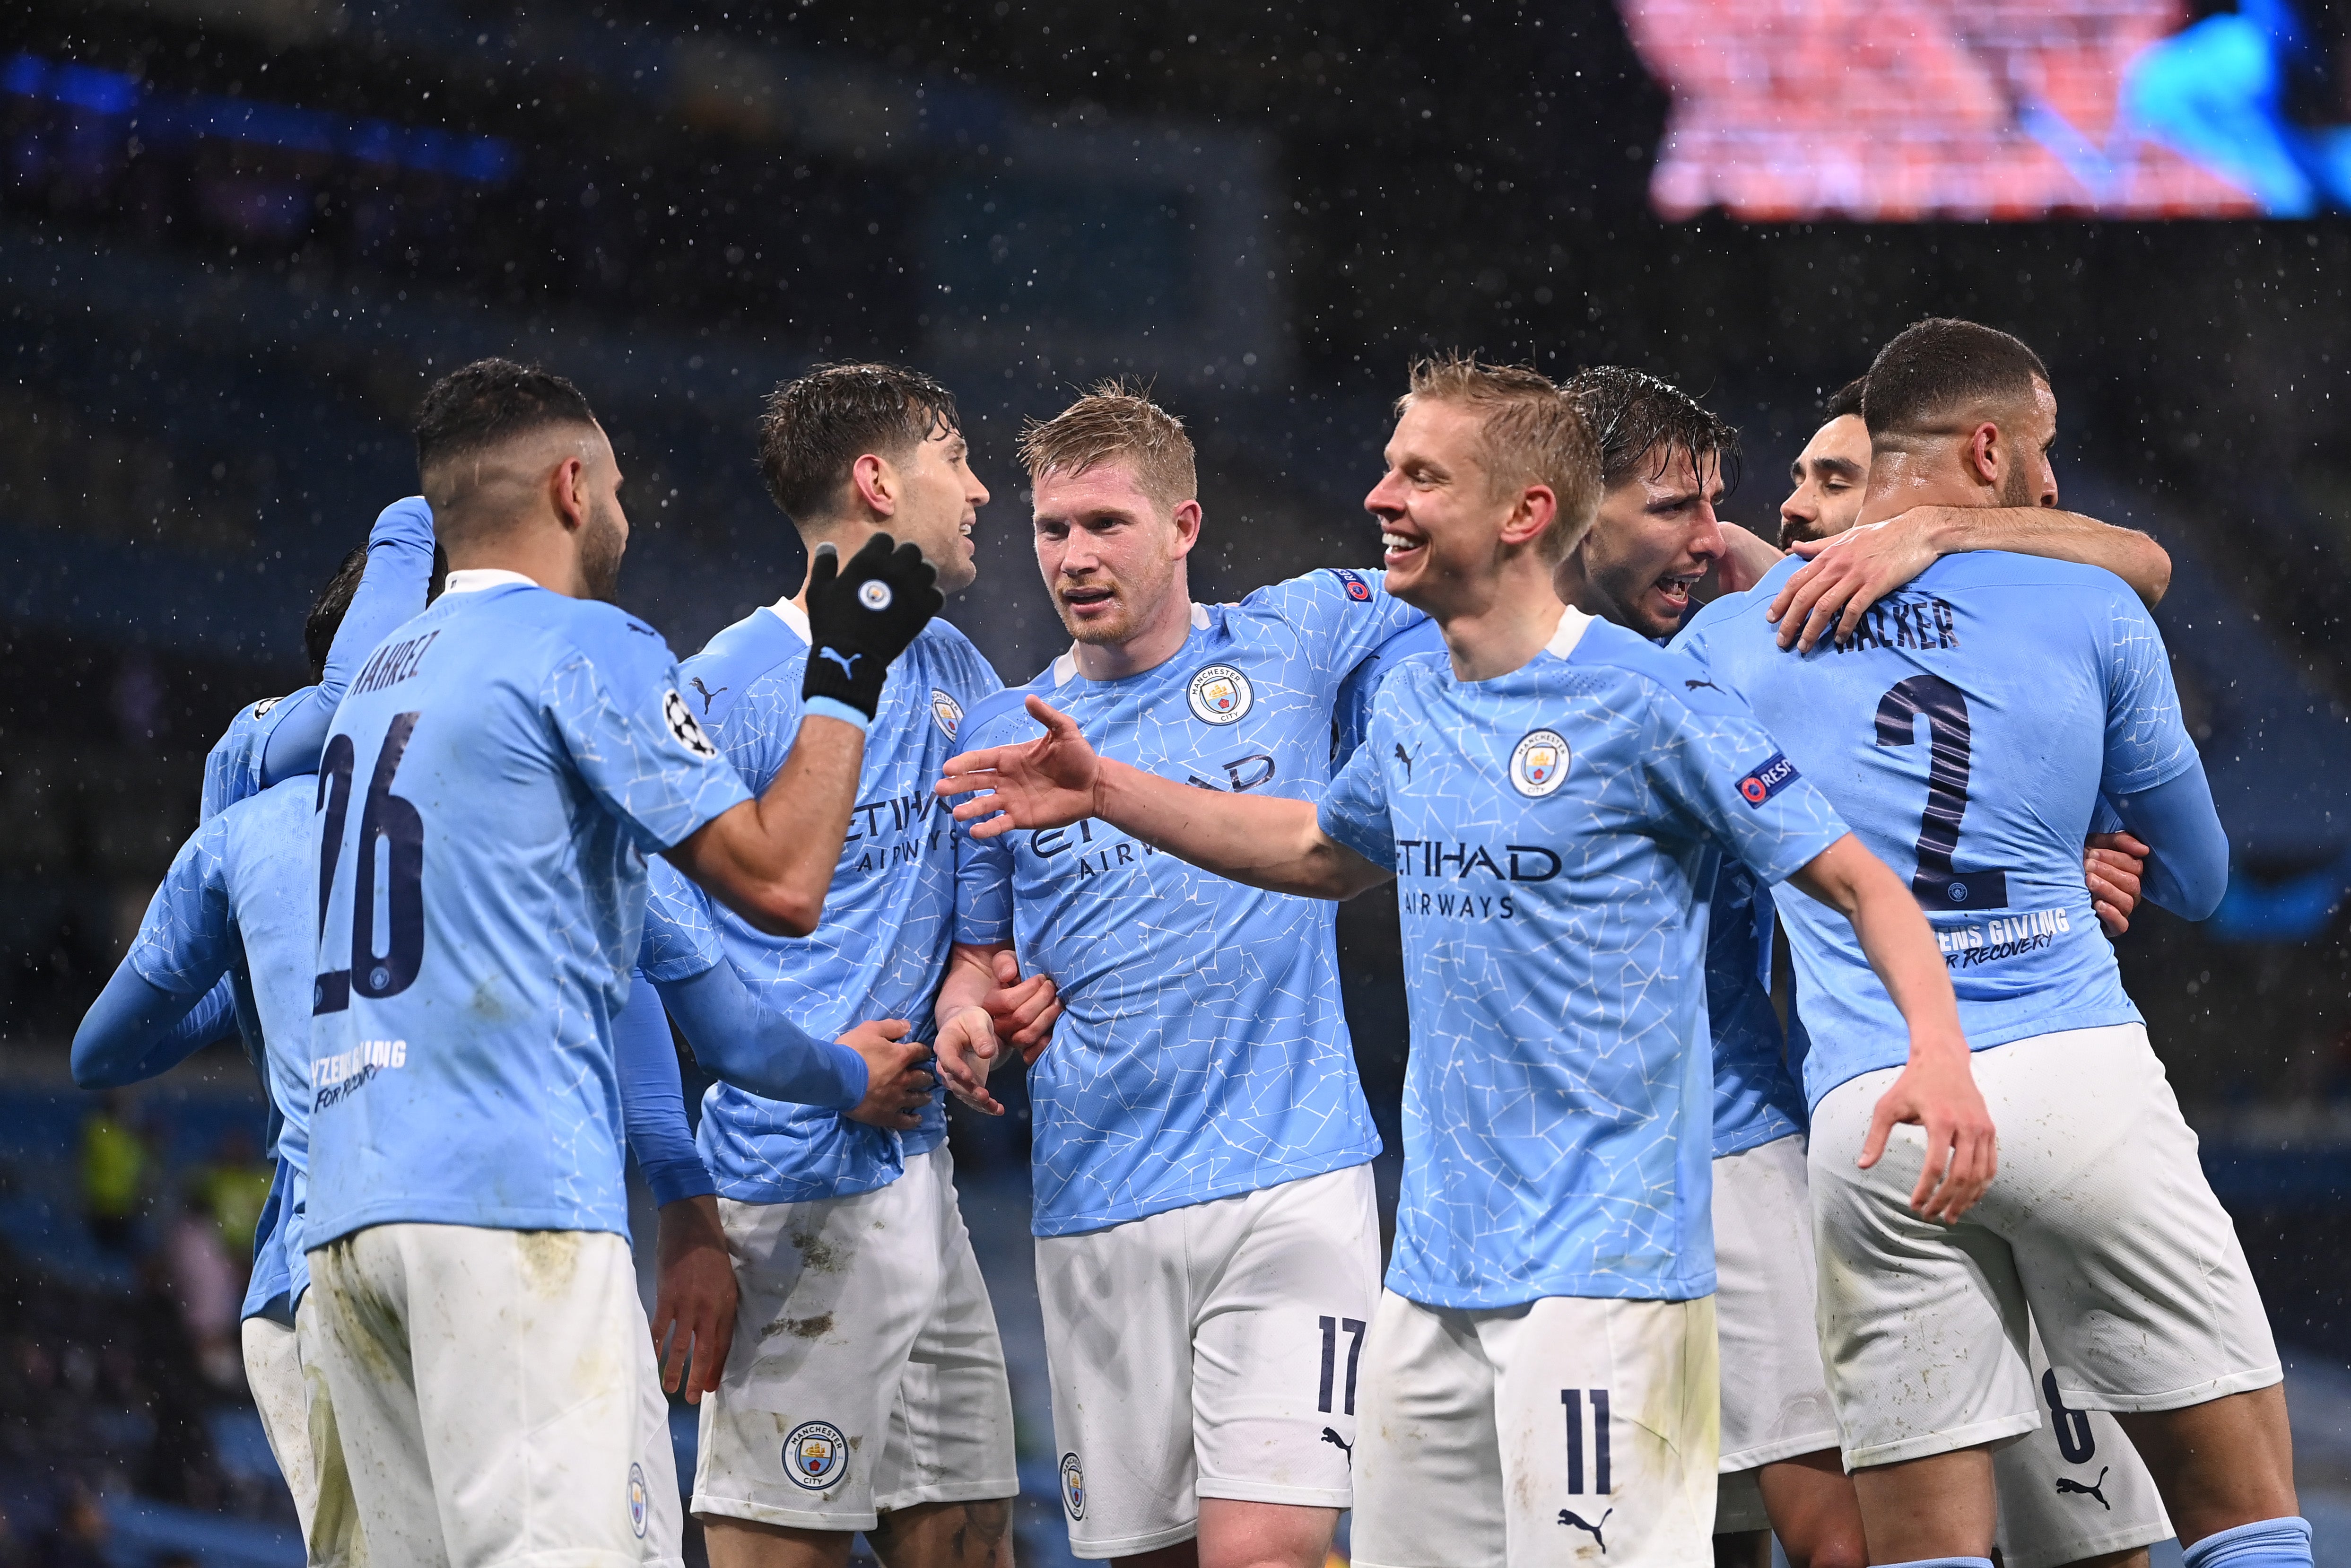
[1673, 553, 2199, 1108]
[956, 570, 1422, 1237]
[133, 780, 329, 1312]
[1319, 615, 1847, 1309]
[686, 612, 1001, 1204]
[1348, 618, 1811, 1160]
[307, 584, 749, 1248]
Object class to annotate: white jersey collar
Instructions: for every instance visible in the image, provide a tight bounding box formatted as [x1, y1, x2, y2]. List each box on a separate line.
[766, 596, 812, 643]
[442, 567, 540, 595]
[1545, 605, 1594, 660]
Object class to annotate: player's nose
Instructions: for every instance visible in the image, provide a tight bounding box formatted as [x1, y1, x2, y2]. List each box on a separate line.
[1363, 470, 1406, 517]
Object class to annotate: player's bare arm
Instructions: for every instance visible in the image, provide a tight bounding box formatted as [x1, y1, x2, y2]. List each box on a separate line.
[1770, 506, 2171, 651]
[1784, 834, 1995, 1224]
[937, 694, 1391, 901]
[666, 533, 944, 936]
[932, 943, 1062, 1116]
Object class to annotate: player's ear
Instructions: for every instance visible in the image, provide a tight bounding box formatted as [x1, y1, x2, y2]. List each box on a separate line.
[1168, 499, 1203, 560]
[850, 452, 897, 520]
[1964, 422, 2003, 489]
[1499, 484, 1556, 551]
[551, 454, 591, 531]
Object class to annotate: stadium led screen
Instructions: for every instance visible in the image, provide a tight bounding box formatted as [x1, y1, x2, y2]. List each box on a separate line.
[1620, 0, 2351, 219]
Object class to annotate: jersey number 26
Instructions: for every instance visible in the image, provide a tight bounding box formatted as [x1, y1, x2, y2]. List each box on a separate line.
[313, 712, 426, 1015]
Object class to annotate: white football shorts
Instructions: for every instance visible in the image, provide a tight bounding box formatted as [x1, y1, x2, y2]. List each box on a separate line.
[693, 1146, 1017, 1533]
[1352, 1290, 1720, 1568]
[1811, 1022, 2280, 1469]
[1994, 1317, 2172, 1568]
[303, 1223, 682, 1568]
[243, 1312, 321, 1545]
[1034, 1163, 1380, 1559]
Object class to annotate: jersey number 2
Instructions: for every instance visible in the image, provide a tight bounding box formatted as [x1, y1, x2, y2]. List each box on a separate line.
[313, 713, 427, 1014]
[1874, 675, 2010, 912]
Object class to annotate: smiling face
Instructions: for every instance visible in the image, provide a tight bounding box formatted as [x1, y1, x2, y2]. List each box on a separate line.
[1779, 412, 1870, 547]
[1570, 442, 1726, 640]
[886, 424, 989, 593]
[1031, 458, 1198, 647]
[1362, 397, 1524, 617]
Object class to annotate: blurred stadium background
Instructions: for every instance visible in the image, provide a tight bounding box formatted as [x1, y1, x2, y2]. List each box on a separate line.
[2, 0, 2350, 1563]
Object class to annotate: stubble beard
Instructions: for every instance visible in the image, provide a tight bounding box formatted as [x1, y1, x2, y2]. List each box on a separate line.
[581, 500, 627, 604]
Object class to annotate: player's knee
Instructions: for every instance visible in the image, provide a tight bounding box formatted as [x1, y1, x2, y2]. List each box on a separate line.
[1785, 1531, 1871, 1568]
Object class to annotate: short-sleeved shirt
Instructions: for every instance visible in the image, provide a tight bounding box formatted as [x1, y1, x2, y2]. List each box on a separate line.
[1350, 617, 1811, 1160]
[1673, 552, 2201, 1108]
[306, 580, 750, 1246]
[1317, 608, 1849, 1309]
[681, 601, 1002, 1204]
[129, 778, 322, 1312]
[956, 570, 1425, 1237]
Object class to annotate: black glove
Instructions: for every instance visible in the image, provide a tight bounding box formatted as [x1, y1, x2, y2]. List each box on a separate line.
[801, 532, 944, 722]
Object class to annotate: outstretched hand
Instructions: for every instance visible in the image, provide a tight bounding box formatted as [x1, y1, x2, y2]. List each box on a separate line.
[936, 696, 1104, 838]
[1859, 1048, 1998, 1225]
[1769, 511, 1942, 651]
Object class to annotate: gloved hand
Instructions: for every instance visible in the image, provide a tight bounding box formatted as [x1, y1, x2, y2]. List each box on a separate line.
[801, 532, 944, 724]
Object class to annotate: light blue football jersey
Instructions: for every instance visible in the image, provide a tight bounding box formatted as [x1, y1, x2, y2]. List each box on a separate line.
[1317, 609, 1849, 1308]
[127, 778, 323, 1313]
[1348, 617, 1810, 1160]
[1673, 552, 2199, 1108]
[957, 569, 1424, 1237]
[680, 599, 1002, 1203]
[306, 578, 751, 1245]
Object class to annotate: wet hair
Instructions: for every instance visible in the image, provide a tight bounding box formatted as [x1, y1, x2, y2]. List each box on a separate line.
[304, 546, 369, 682]
[1863, 319, 2049, 443]
[1399, 354, 1602, 564]
[758, 362, 961, 529]
[1018, 380, 1197, 511]
[1561, 366, 1742, 494]
[412, 358, 600, 480]
[1822, 376, 1867, 425]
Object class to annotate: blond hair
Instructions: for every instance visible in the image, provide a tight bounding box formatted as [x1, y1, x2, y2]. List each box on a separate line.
[1400, 355, 1602, 562]
[1017, 380, 1197, 511]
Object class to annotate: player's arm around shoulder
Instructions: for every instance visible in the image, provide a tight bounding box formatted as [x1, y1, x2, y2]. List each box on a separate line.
[935, 694, 1392, 901]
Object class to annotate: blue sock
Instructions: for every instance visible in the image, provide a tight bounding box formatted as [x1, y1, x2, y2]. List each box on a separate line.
[1878, 1559, 1994, 1568]
[2185, 1516, 2314, 1568]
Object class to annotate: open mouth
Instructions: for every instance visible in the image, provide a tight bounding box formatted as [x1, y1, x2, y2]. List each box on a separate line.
[1060, 584, 1117, 618]
[1380, 530, 1424, 566]
[1654, 571, 1703, 613]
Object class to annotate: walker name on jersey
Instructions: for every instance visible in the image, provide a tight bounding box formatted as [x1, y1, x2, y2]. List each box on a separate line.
[1827, 593, 1959, 654]
[348, 630, 441, 696]
[841, 788, 951, 875]
[312, 1038, 408, 1109]
[1935, 904, 2074, 967]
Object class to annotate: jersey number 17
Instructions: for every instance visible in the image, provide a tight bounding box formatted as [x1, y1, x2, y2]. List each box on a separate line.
[313, 713, 426, 1016]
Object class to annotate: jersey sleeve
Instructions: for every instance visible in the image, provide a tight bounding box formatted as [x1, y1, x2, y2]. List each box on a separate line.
[201, 691, 305, 821]
[638, 859, 724, 983]
[542, 623, 754, 854]
[1336, 620, 1446, 764]
[1317, 705, 1397, 869]
[951, 704, 1026, 945]
[1642, 674, 1850, 886]
[614, 971, 716, 1207]
[259, 497, 439, 791]
[2098, 592, 2199, 796]
[1261, 567, 1430, 684]
[126, 815, 240, 995]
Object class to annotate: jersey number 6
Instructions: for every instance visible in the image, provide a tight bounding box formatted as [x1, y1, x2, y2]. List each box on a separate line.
[1875, 675, 2010, 913]
[313, 712, 427, 1015]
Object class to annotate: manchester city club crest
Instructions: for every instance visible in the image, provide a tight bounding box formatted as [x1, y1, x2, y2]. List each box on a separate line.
[1059, 1452, 1087, 1520]
[931, 688, 964, 739]
[1510, 728, 1571, 797]
[784, 1420, 849, 1491]
[1186, 663, 1254, 725]
[627, 1462, 649, 1537]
